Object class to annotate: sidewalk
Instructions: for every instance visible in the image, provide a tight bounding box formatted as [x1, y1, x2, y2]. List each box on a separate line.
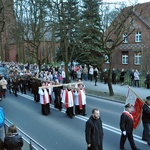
[83, 80, 150, 100]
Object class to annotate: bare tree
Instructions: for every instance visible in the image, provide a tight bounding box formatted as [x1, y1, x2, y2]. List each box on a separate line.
[99, 3, 146, 96]
[0, 0, 15, 61]
[0, 0, 5, 33]
[14, 0, 54, 70]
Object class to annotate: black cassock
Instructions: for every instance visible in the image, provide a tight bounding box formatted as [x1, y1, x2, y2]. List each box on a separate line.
[41, 103, 50, 115]
[53, 86, 63, 111]
[40, 89, 50, 116]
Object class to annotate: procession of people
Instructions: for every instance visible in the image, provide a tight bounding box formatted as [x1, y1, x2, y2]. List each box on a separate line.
[0, 62, 87, 119]
[0, 61, 149, 150]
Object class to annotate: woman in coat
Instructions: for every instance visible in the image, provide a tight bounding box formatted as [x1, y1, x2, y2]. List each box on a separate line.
[0, 77, 7, 98]
[4, 124, 23, 150]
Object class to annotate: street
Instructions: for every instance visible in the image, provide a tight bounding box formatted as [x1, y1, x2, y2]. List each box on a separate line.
[0, 91, 149, 150]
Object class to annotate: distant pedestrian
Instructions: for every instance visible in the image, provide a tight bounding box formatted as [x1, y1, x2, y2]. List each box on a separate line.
[7, 75, 13, 94]
[145, 72, 150, 89]
[134, 70, 140, 87]
[100, 72, 104, 82]
[89, 66, 94, 81]
[130, 69, 134, 86]
[120, 69, 125, 85]
[4, 124, 23, 150]
[103, 69, 108, 84]
[12, 77, 19, 97]
[120, 103, 140, 150]
[112, 68, 116, 84]
[79, 65, 83, 80]
[0, 77, 7, 98]
[61, 68, 66, 83]
[94, 67, 98, 86]
[142, 96, 150, 146]
[76, 69, 82, 81]
[85, 108, 103, 150]
[83, 65, 88, 81]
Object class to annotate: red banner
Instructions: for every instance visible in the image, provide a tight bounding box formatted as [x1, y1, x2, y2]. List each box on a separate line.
[131, 98, 144, 129]
[126, 88, 144, 129]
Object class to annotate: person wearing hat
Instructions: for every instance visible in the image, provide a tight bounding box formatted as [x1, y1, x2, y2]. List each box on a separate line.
[119, 103, 140, 150]
[142, 96, 150, 146]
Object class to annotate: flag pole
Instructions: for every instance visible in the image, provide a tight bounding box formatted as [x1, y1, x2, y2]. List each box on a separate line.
[127, 85, 145, 103]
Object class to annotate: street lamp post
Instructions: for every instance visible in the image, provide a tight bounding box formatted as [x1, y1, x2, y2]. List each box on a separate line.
[106, 39, 113, 49]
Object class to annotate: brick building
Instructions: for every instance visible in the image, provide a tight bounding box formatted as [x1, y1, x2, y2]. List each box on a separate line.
[0, 0, 56, 63]
[0, 0, 17, 61]
[104, 2, 150, 73]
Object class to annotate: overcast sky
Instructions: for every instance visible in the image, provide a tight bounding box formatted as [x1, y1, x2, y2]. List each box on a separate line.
[103, 0, 150, 6]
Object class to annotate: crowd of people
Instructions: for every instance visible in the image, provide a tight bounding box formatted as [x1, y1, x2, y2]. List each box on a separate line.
[0, 62, 87, 119]
[0, 62, 149, 150]
[69, 64, 148, 89]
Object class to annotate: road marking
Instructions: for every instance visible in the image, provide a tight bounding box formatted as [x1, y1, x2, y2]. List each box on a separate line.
[18, 93, 147, 145]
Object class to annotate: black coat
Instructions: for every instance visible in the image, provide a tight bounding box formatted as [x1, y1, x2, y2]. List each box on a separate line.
[142, 102, 150, 123]
[4, 133, 23, 150]
[120, 112, 133, 133]
[12, 78, 19, 90]
[85, 116, 103, 150]
[93, 70, 98, 78]
[31, 79, 41, 94]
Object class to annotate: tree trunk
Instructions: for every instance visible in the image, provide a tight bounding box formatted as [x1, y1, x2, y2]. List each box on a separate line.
[65, 62, 69, 83]
[107, 79, 114, 96]
[107, 55, 114, 96]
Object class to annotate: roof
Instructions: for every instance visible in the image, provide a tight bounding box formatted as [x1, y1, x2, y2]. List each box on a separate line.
[130, 2, 150, 28]
[104, 2, 150, 45]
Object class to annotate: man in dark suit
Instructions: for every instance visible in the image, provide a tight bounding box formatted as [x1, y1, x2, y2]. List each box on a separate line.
[142, 96, 150, 146]
[120, 103, 140, 150]
[85, 108, 103, 150]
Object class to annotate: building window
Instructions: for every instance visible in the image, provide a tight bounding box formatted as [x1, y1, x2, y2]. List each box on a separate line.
[134, 51, 141, 65]
[135, 31, 141, 42]
[123, 33, 128, 43]
[104, 55, 109, 63]
[122, 52, 128, 64]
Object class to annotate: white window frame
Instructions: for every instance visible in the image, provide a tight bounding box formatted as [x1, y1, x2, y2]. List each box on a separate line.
[135, 31, 141, 42]
[134, 51, 141, 65]
[104, 55, 109, 64]
[123, 33, 128, 43]
[122, 53, 128, 64]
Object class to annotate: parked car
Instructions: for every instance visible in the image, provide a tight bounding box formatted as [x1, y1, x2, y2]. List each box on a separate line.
[0, 67, 9, 80]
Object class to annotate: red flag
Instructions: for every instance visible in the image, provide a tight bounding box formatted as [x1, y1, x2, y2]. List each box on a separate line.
[126, 87, 144, 129]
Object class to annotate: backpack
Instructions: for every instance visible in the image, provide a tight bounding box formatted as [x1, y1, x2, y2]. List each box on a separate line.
[0, 107, 4, 127]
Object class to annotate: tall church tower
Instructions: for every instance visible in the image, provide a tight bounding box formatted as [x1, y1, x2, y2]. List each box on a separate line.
[0, 0, 17, 61]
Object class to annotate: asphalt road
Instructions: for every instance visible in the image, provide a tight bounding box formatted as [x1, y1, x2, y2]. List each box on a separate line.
[0, 91, 149, 150]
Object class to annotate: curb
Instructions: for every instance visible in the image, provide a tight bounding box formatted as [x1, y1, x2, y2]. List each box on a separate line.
[86, 93, 125, 104]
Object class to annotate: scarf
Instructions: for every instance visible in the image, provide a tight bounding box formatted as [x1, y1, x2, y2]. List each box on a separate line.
[123, 111, 133, 121]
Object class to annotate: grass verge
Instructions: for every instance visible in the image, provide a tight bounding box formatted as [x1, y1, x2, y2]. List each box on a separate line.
[85, 89, 126, 103]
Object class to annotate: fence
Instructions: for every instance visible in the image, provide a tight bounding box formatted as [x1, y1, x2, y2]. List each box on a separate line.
[4, 118, 47, 150]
